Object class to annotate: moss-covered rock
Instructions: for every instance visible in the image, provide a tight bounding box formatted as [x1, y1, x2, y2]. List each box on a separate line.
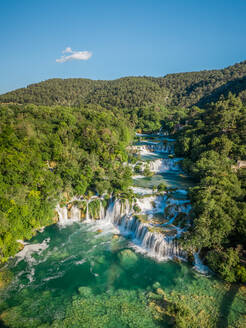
[118, 249, 138, 268]
[88, 199, 101, 220]
[0, 270, 13, 289]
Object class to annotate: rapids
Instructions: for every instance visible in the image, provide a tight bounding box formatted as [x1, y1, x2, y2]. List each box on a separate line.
[54, 134, 191, 262]
[0, 133, 245, 328]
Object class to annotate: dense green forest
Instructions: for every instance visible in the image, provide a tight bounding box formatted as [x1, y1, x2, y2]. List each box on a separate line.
[175, 94, 246, 283]
[0, 104, 133, 262]
[0, 61, 246, 284]
[1, 60, 246, 108]
[0, 101, 188, 263]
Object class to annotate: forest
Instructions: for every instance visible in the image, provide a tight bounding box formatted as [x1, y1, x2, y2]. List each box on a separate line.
[175, 94, 246, 283]
[0, 101, 186, 263]
[0, 62, 246, 284]
[0, 104, 133, 262]
[0, 60, 246, 108]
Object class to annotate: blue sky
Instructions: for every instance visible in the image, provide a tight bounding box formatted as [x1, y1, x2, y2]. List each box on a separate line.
[1, 0, 246, 94]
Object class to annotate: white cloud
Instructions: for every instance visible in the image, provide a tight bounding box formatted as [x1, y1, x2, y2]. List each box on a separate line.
[62, 47, 73, 53]
[56, 47, 92, 63]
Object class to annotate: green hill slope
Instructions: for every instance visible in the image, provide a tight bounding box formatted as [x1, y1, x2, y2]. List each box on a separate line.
[1, 60, 246, 108]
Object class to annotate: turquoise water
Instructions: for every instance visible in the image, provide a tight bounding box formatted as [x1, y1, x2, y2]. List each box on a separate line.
[1, 223, 245, 327]
[0, 135, 245, 327]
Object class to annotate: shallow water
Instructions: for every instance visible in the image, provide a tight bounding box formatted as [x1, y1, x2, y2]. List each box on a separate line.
[0, 135, 245, 328]
[1, 224, 245, 327]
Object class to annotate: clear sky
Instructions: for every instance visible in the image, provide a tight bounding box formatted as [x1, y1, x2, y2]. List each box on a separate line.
[1, 0, 246, 94]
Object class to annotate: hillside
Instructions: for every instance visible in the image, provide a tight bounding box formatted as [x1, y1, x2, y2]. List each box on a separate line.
[1, 60, 246, 108]
[0, 77, 169, 108]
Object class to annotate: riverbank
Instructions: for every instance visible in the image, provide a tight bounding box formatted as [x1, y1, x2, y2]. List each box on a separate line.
[0, 133, 246, 328]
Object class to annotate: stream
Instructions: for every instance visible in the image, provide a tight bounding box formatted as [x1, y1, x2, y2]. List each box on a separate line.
[0, 134, 245, 327]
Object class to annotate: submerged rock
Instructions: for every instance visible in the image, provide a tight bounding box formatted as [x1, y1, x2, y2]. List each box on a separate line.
[78, 286, 93, 297]
[118, 249, 138, 268]
[0, 270, 13, 289]
[112, 234, 120, 239]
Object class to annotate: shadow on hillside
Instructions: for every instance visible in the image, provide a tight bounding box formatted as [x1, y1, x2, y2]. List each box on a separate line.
[0, 319, 9, 328]
[216, 284, 240, 328]
[196, 76, 246, 107]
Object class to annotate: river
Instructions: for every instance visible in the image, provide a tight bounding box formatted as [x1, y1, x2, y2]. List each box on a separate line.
[0, 134, 245, 327]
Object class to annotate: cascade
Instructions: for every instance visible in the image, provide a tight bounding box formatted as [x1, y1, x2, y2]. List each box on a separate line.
[56, 204, 81, 226]
[55, 196, 187, 260]
[56, 191, 189, 259]
[56, 131, 189, 262]
[86, 202, 90, 221]
[99, 201, 105, 220]
[56, 198, 107, 224]
[193, 252, 210, 274]
[69, 206, 81, 222]
[138, 142, 174, 154]
[56, 205, 69, 226]
[148, 158, 180, 173]
[102, 198, 186, 260]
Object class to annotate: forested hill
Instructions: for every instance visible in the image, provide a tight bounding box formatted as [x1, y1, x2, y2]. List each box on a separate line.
[1, 60, 246, 108]
[158, 60, 246, 107]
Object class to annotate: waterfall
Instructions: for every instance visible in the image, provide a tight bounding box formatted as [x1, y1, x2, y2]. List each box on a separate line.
[57, 198, 108, 225]
[86, 202, 90, 221]
[70, 206, 81, 222]
[138, 142, 174, 154]
[104, 199, 117, 223]
[148, 158, 180, 173]
[55, 130, 190, 262]
[104, 199, 128, 225]
[56, 205, 69, 226]
[55, 195, 188, 261]
[56, 197, 186, 260]
[99, 201, 105, 220]
[193, 252, 210, 274]
[56, 204, 81, 226]
[102, 198, 186, 261]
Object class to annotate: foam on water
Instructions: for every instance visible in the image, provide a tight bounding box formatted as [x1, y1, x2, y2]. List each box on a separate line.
[15, 238, 50, 265]
[193, 252, 210, 275]
[132, 174, 145, 179]
[53, 133, 192, 263]
[131, 186, 154, 195]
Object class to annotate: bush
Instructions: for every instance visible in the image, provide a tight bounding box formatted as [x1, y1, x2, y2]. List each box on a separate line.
[236, 265, 246, 283]
[157, 183, 167, 192]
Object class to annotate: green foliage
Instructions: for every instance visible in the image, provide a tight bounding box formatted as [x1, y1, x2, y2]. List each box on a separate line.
[134, 163, 142, 173]
[1, 60, 246, 108]
[0, 104, 133, 262]
[0, 269, 13, 288]
[143, 164, 154, 177]
[148, 287, 212, 328]
[133, 204, 141, 213]
[236, 265, 246, 283]
[88, 199, 101, 219]
[206, 248, 240, 282]
[51, 289, 157, 328]
[178, 94, 246, 282]
[157, 183, 167, 192]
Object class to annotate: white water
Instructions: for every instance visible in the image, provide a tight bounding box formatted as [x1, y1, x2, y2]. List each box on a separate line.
[56, 204, 81, 226]
[70, 206, 81, 222]
[85, 202, 90, 221]
[135, 143, 174, 154]
[193, 252, 210, 275]
[93, 196, 188, 261]
[55, 136, 192, 263]
[56, 205, 69, 226]
[15, 238, 50, 265]
[132, 174, 145, 179]
[148, 158, 181, 173]
[131, 186, 154, 195]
